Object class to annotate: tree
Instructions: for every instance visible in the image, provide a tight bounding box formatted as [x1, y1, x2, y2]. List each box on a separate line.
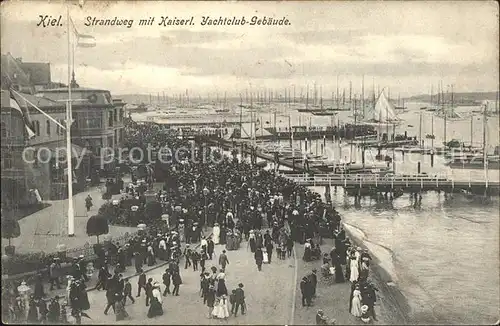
[1, 217, 21, 247]
[144, 201, 163, 223]
[86, 215, 109, 243]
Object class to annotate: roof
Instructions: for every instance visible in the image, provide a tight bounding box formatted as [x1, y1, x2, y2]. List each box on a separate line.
[0, 90, 58, 109]
[17, 92, 60, 107]
[1, 53, 31, 86]
[42, 87, 109, 93]
[20, 62, 51, 85]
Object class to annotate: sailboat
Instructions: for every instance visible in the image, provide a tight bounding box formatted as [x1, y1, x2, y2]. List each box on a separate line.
[359, 89, 403, 127]
[434, 85, 468, 121]
[445, 104, 499, 169]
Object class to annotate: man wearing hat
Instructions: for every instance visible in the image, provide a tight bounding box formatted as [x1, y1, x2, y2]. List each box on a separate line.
[233, 283, 246, 317]
[78, 255, 89, 282]
[207, 236, 215, 260]
[183, 245, 192, 269]
[308, 269, 318, 298]
[49, 258, 62, 290]
[47, 295, 61, 322]
[218, 250, 229, 272]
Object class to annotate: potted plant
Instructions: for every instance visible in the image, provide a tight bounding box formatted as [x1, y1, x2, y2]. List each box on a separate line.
[1, 217, 21, 256]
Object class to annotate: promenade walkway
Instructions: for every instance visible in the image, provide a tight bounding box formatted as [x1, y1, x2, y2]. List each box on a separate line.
[1, 179, 136, 255]
[293, 238, 387, 325]
[76, 241, 295, 325]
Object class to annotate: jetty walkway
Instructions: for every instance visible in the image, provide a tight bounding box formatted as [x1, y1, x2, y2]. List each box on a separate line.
[200, 137, 499, 196]
[282, 173, 500, 196]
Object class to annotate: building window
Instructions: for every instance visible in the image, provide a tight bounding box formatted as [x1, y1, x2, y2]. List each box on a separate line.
[34, 120, 40, 136]
[108, 111, 113, 127]
[46, 120, 51, 136]
[76, 112, 102, 129]
[1, 121, 7, 138]
[114, 109, 118, 122]
[2, 151, 13, 169]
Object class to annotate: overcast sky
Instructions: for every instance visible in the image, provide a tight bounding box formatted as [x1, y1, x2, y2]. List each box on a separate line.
[1, 0, 498, 97]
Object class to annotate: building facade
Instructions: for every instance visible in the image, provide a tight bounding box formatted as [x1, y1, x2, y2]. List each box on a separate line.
[1, 53, 125, 203]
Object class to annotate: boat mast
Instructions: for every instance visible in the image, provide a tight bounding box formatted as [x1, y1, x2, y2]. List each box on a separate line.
[349, 81, 352, 113]
[431, 113, 434, 149]
[430, 84, 433, 107]
[361, 75, 365, 118]
[336, 75, 339, 109]
[306, 85, 309, 110]
[320, 85, 323, 110]
[443, 82, 447, 147]
[314, 82, 317, 106]
[419, 111, 423, 148]
[239, 93, 243, 137]
[451, 84, 454, 116]
[470, 114, 473, 147]
[350, 96, 356, 163]
[483, 103, 488, 177]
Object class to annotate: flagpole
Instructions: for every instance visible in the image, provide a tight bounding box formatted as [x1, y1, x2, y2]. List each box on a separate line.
[66, 6, 75, 237]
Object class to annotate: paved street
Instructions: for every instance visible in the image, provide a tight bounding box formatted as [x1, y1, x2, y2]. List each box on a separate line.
[2, 178, 137, 255]
[75, 241, 296, 325]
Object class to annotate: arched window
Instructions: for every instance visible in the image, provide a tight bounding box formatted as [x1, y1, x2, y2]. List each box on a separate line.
[34, 120, 40, 136]
[46, 120, 51, 136]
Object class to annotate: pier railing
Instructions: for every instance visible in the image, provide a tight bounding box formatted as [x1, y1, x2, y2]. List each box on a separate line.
[281, 173, 499, 192]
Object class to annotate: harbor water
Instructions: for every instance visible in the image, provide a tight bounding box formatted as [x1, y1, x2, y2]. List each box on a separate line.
[202, 100, 499, 324]
[249, 102, 499, 324]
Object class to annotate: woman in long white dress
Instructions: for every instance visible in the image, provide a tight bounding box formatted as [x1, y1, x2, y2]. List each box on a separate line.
[349, 256, 359, 282]
[262, 248, 269, 264]
[212, 295, 230, 319]
[350, 286, 363, 317]
[213, 223, 221, 244]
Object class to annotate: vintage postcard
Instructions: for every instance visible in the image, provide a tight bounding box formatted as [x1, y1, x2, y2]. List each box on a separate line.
[1, 0, 498, 325]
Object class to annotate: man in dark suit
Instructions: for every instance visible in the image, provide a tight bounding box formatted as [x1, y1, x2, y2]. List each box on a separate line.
[218, 250, 229, 271]
[300, 276, 312, 307]
[233, 283, 246, 316]
[207, 237, 215, 259]
[123, 278, 135, 304]
[162, 268, 171, 296]
[145, 278, 153, 306]
[310, 269, 318, 297]
[265, 241, 274, 263]
[286, 237, 294, 258]
[137, 272, 147, 297]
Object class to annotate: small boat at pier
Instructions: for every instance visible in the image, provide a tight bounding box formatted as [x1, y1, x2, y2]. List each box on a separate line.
[445, 154, 500, 170]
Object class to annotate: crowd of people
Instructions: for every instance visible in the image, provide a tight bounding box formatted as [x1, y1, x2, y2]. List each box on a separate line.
[300, 227, 380, 324]
[1, 121, 381, 324]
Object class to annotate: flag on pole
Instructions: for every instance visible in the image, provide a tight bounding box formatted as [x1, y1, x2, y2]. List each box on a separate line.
[9, 89, 36, 139]
[76, 33, 96, 48]
[69, 15, 96, 47]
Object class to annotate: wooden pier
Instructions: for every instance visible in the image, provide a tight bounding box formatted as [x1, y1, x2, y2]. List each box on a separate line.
[200, 137, 499, 196]
[282, 173, 500, 196]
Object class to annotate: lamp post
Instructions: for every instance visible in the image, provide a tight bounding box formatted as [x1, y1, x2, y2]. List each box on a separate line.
[203, 187, 209, 230]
